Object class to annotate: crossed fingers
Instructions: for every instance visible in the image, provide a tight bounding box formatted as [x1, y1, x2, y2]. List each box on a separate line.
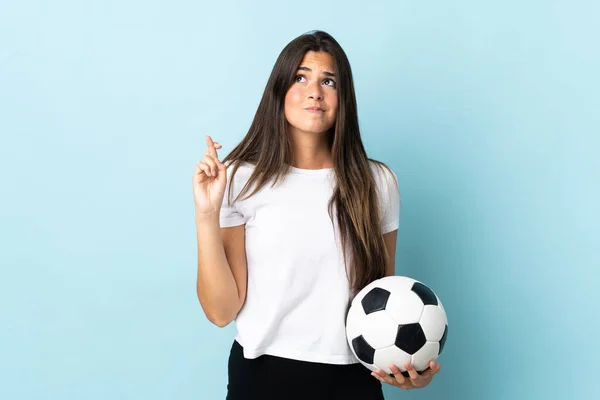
[197, 136, 222, 177]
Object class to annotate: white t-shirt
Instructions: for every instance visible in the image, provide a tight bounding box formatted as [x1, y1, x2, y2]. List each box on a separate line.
[219, 161, 401, 364]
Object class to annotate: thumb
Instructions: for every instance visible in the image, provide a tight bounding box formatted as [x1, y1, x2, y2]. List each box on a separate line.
[216, 158, 226, 172]
[216, 160, 227, 184]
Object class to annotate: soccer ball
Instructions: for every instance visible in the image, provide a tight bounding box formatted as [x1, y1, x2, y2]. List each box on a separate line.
[345, 276, 448, 376]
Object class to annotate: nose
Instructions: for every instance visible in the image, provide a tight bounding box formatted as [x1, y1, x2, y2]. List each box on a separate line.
[307, 81, 323, 100]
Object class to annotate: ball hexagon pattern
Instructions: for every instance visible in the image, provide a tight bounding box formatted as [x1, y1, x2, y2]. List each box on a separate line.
[345, 276, 448, 376]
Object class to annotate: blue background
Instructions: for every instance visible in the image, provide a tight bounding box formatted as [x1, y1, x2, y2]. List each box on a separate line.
[1, 1, 598, 399]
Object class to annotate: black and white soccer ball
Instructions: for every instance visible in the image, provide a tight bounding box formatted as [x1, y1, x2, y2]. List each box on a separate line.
[345, 276, 448, 376]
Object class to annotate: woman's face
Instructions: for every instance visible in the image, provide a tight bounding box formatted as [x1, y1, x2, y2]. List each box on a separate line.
[284, 51, 338, 136]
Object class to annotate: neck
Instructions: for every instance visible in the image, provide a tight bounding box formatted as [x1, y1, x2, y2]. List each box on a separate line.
[289, 129, 333, 169]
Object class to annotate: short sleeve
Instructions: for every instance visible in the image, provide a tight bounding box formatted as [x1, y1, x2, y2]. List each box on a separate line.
[219, 163, 246, 228]
[376, 165, 401, 234]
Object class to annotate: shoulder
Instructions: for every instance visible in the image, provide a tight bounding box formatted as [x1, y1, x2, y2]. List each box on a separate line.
[222, 161, 256, 201]
[368, 160, 401, 227]
[368, 160, 399, 189]
[224, 160, 255, 181]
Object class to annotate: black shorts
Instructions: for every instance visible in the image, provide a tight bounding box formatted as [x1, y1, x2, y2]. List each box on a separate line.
[226, 340, 384, 400]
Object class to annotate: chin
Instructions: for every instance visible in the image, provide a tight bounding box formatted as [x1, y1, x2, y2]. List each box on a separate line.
[300, 128, 331, 135]
[291, 123, 334, 135]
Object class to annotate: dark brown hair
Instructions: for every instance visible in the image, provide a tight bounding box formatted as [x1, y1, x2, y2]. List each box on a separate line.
[222, 30, 398, 293]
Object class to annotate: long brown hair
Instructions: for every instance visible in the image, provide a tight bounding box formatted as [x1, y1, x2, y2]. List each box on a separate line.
[222, 30, 398, 293]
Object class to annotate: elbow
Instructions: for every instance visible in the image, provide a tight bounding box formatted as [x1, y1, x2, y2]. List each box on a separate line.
[196, 291, 241, 328]
[202, 304, 237, 327]
[208, 314, 233, 328]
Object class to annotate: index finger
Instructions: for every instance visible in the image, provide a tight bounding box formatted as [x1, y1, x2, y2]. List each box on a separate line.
[205, 135, 219, 158]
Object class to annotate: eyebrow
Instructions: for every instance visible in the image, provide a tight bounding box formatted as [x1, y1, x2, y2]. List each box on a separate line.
[297, 66, 336, 77]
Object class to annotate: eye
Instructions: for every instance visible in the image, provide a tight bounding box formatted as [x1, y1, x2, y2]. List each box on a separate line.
[295, 75, 306, 83]
[323, 78, 336, 87]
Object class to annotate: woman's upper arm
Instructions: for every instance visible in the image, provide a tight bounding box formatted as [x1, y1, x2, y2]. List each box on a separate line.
[383, 229, 398, 277]
[221, 224, 248, 311]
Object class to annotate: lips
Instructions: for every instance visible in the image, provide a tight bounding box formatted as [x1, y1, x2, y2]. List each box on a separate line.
[304, 107, 324, 112]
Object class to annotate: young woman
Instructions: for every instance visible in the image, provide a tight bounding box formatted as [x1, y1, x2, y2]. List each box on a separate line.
[192, 30, 441, 399]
